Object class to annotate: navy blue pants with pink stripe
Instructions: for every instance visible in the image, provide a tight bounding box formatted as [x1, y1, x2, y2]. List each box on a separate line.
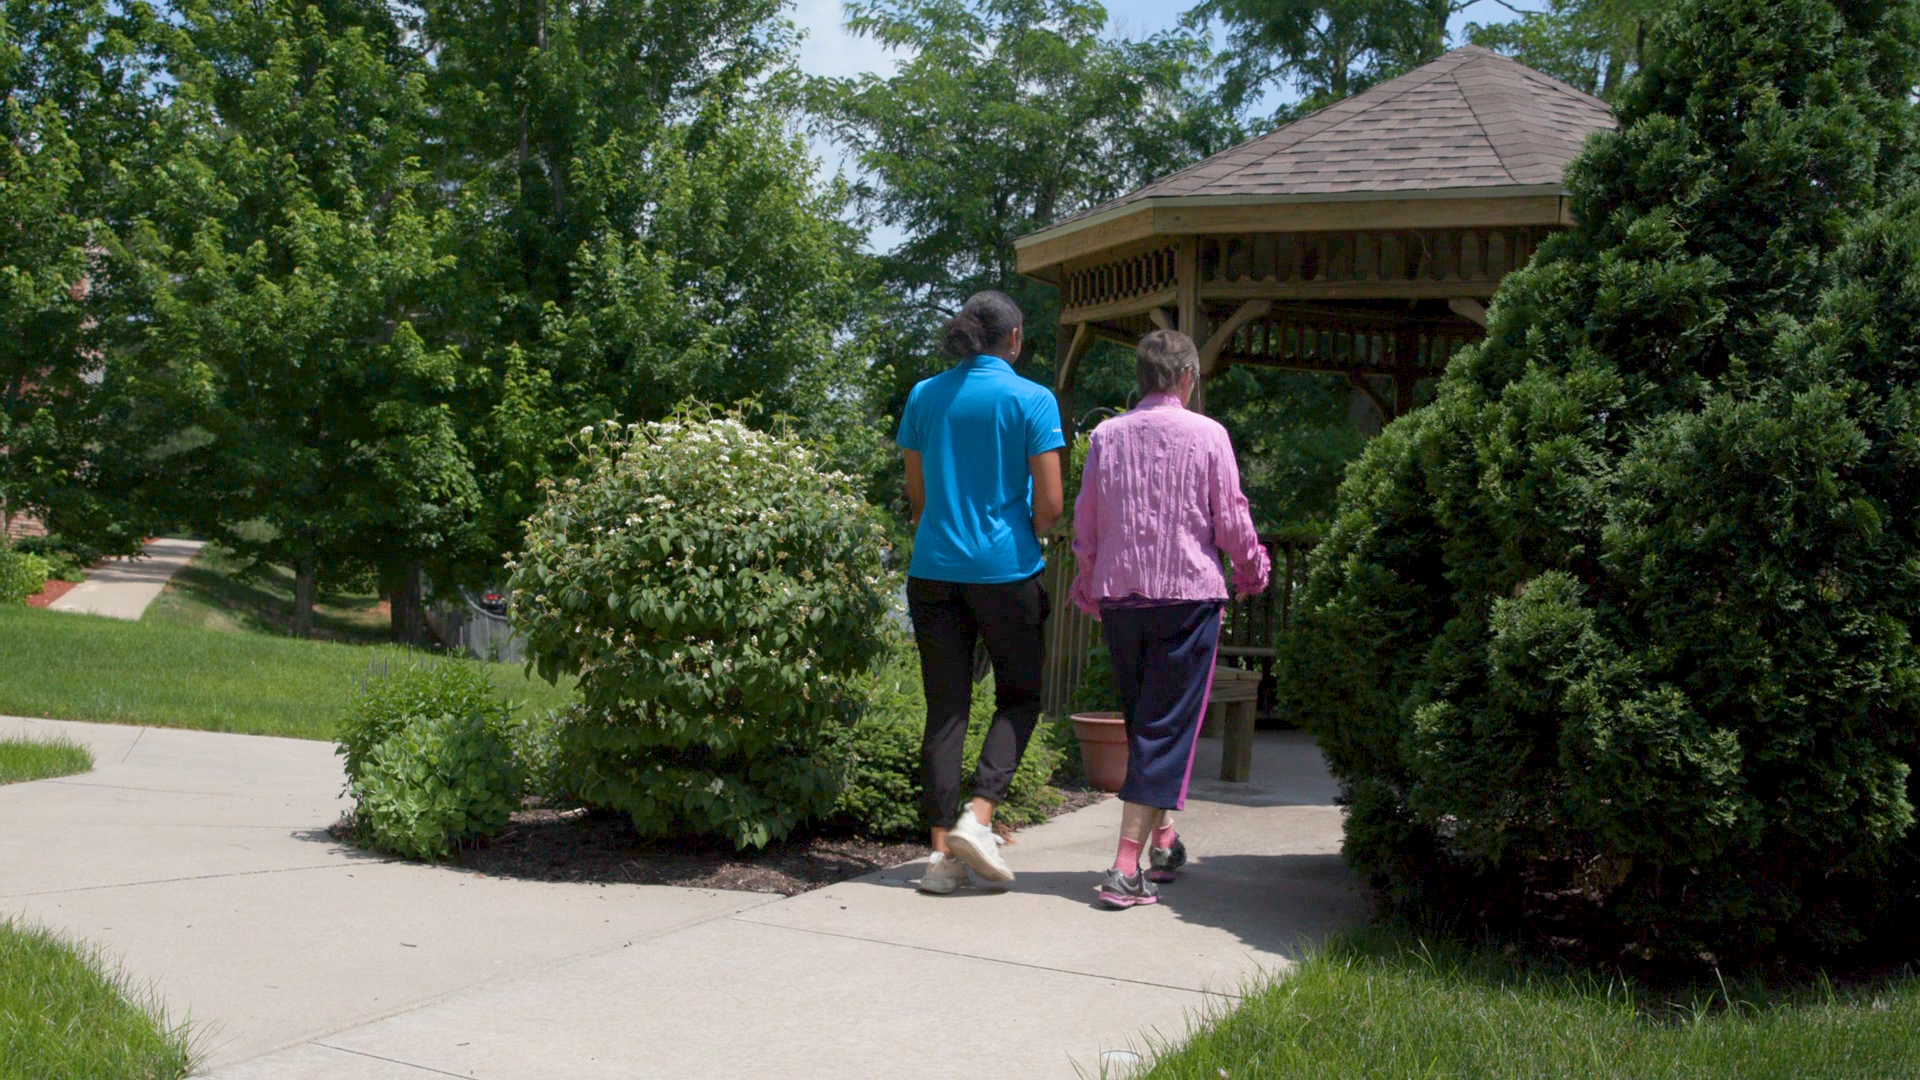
[1101, 600, 1224, 811]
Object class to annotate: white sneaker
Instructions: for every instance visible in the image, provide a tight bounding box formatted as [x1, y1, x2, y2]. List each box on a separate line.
[917, 852, 969, 895]
[945, 811, 1014, 882]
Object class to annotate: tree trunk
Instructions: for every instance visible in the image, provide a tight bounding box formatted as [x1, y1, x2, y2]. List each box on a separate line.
[389, 562, 427, 647]
[291, 552, 317, 639]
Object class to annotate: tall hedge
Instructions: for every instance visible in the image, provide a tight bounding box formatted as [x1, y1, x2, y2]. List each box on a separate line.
[1284, 0, 1920, 965]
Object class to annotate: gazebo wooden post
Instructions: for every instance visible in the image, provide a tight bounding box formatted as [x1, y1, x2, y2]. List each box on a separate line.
[1175, 238, 1207, 412]
[1054, 321, 1093, 447]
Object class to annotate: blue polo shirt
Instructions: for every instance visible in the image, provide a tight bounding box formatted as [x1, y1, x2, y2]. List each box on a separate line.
[897, 355, 1065, 584]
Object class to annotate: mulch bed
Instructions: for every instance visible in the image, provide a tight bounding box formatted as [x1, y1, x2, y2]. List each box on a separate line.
[330, 785, 1109, 897]
[24, 579, 78, 608]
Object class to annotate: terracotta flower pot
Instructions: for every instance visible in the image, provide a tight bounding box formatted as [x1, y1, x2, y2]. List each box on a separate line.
[1070, 711, 1129, 793]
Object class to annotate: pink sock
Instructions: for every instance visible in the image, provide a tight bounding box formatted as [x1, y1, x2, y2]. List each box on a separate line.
[1115, 837, 1144, 877]
[1153, 823, 1177, 850]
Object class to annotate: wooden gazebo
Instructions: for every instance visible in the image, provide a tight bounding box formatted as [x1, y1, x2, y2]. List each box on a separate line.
[1017, 46, 1616, 429]
[1023, 47, 1617, 729]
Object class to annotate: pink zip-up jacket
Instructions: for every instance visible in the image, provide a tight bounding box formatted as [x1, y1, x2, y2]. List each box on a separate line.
[1068, 392, 1271, 616]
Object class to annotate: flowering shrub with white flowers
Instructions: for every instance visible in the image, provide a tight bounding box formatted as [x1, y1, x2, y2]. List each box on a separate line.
[508, 410, 895, 849]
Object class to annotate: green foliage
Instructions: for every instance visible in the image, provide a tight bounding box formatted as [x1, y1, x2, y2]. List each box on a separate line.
[0, 0, 170, 555]
[1467, 0, 1663, 100]
[338, 662, 522, 862]
[1071, 642, 1118, 714]
[1285, 0, 1920, 965]
[351, 711, 522, 862]
[1192, 0, 1470, 126]
[833, 641, 1064, 836]
[133, 0, 481, 638]
[813, 0, 1239, 396]
[1210, 365, 1366, 532]
[337, 662, 506, 783]
[510, 413, 896, 849]
[0, 547, 49, 602]
[0, 917, 196, 1080]
[13, 534, 100, 582]
[417, 0, 882, 587]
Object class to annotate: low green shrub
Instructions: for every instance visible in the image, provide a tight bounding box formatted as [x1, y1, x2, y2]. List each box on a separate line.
[512, 707, 571, 804]
[351, 711, 521, 861]
[833, 642, 1064, 837]
[336, 661, 503, 781]
[337, 662, 522, 861]
[0, 547, 50, 603]
[13, 534, 99, 582]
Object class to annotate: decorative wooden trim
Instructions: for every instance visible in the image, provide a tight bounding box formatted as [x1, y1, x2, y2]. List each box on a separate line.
[1202, 280, 1500, 302]
[1057, 243, 1178, 315]
[1348, 373, 1393, 420]
[1199, 300, 1272, 377]
[1058, 286, 1178, 327]
[1448, 298, 1490, 327]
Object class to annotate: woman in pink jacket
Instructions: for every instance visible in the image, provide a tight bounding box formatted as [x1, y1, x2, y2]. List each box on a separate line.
[1069, 329, 1270, 909]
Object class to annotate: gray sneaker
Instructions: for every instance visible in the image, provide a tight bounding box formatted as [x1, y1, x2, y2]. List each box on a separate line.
[1147, 835, 1187, 883]
[1095, 867, 1160, 909]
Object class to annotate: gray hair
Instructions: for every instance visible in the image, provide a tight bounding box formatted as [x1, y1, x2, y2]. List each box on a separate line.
[1136, 329, 1200, 395]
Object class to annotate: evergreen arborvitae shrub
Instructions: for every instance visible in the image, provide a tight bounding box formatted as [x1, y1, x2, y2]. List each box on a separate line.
[509, 413, 895, 850]
[1283, 0, 1920, 965]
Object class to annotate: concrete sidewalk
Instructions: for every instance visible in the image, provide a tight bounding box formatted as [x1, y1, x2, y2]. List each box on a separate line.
[1, 715, 1362, 1078]
[48, 537, 204, 619]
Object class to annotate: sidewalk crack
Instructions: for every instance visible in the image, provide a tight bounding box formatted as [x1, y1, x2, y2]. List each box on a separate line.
[729, 917, 1246, 999]
[310, 1044, 472, 1077]
[3, 862, 354, 900]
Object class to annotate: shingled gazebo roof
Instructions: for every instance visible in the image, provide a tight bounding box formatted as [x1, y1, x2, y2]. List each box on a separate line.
[1019, 47, 1615, 275]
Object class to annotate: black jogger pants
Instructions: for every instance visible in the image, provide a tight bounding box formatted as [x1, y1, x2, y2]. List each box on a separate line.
[906, 573, 1049, 829]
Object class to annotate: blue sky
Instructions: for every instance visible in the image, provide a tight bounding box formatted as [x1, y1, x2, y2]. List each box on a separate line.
[791, 0, 1537, 83]
[789, 0, 1540, 251]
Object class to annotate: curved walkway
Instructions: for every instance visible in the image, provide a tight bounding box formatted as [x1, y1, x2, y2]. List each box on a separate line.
[0, 714, 1361, 1078]
[48, 537, 204, 620]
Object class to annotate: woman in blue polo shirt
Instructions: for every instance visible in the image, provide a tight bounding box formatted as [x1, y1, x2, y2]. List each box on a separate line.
[897, 290, 1065, 894]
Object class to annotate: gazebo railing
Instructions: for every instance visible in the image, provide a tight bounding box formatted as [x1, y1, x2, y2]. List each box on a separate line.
[1039, 534, 1319, 719]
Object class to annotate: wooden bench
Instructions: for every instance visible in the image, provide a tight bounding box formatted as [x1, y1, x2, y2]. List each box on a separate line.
[1205, 665, 1262, 782]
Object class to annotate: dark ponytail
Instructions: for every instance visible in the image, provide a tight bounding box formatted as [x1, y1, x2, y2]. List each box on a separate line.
[941, 290, 1024, 359]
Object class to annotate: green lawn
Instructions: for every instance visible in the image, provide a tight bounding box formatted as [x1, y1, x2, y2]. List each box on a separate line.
[1137, 928, 1920, 1079]
[0, 736, 92, 784]
[0, 918, 195, 1080]
[0, 605, 572, 740]
[142, 544, 390, 643]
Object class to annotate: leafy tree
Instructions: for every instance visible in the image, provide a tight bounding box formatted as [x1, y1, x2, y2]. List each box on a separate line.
[1467, 0, 1662, 99]
[1210, 366, 1365, 532]
[1193, 0, 1485, 123]
[0, 0, 169, 551]
[137, 0, 480, 639]
[814, 0, 1239, 367]
[417, 0, 877, 582]
[1283, 0, 1920, 966]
